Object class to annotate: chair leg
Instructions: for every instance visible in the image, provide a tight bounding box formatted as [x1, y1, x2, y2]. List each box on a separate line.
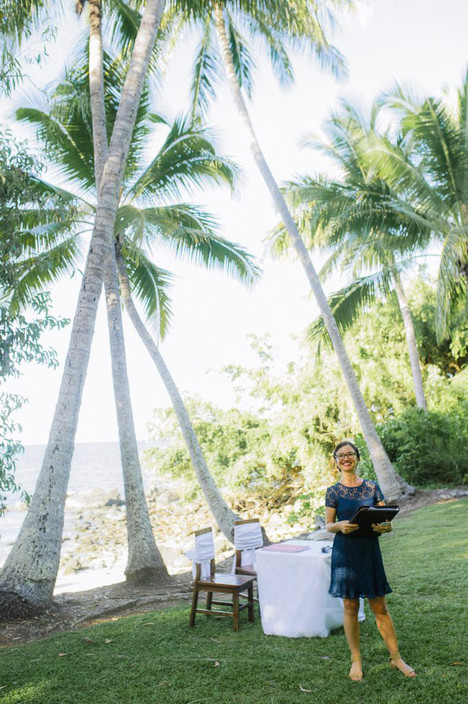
[247, 584, 254, 622]
[233, 592, 240, 632]
[206, 590, 213, 613]
[189, 588, 199, 627]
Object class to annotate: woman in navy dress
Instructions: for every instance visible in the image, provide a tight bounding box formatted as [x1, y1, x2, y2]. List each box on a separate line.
[325, 440, 416, 681]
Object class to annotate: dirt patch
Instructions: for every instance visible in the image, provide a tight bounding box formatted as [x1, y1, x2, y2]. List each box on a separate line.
[1, 488, 466, 648]
[0, 574, 194, 648]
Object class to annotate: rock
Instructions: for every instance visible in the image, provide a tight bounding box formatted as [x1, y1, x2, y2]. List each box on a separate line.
[66, 488, 124, 509]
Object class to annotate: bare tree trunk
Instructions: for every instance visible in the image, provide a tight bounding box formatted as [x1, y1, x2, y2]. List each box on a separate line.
[104, 252, 170, 582]
[89, 0, 170, 583]
[212, 3, 411, 502]
[0, 0, 167, 619]
[115, 246, 238, 541]
[393, 269, 427, 411]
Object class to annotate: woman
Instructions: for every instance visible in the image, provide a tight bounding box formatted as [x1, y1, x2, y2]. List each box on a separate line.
[325, 440, 416, 681]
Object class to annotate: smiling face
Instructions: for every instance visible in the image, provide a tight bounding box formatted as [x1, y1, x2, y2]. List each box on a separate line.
[335, 444, 359, 474]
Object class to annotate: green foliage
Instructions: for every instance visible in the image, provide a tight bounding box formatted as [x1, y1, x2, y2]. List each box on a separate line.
[0, 1, 56, 97]
[0, 293, 68, 512]
[0, 501, 467, 703]
[377, 401, 468, 487]
[0, 131, 70, 511]
[408, 276, 468, 375]
[145, 277, 466, 522]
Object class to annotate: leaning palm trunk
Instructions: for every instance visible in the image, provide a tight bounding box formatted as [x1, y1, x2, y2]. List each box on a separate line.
[392, 268, 427, 411]
[105, 251, 170, 582]
[212, 5, 410, 502]
[0, 0, 167, 618]
[89, 1, 169, 583]
[115, 247, 238, 540]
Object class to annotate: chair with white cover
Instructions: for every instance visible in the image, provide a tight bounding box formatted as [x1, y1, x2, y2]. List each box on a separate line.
[233, 518, 263, 577]
[189, 527, 255, 632]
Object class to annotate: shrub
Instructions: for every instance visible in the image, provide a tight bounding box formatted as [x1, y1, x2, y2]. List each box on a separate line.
[378, 406, 468, 487]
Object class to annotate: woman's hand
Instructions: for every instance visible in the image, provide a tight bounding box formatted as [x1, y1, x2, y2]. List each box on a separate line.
[372, 521, 392, 534]
[338, 520, 359, 534]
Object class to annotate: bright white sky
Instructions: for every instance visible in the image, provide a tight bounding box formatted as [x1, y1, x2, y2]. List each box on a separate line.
[2, 0, 468, 445]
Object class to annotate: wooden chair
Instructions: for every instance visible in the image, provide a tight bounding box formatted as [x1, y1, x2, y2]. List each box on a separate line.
[189, 527, 255, 632]
[233, 518, 263, 578]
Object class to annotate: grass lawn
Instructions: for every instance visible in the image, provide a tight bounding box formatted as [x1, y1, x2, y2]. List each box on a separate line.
[1, 499, 466, 704]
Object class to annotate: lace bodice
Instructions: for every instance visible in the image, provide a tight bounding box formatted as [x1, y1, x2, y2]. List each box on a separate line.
[325, 479, 384, 522]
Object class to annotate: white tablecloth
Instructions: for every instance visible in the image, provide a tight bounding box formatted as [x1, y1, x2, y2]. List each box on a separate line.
[256, 539, 365, 638]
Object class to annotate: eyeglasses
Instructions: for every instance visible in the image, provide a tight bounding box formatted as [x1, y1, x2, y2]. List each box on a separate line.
[336, 452, 357, 461]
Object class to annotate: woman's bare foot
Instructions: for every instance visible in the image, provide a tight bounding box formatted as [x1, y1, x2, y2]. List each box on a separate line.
[390, 655, 416, 677]
[349, 659, 363, 681]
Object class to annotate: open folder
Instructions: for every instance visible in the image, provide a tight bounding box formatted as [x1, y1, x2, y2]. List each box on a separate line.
[348, 505, 400, 537]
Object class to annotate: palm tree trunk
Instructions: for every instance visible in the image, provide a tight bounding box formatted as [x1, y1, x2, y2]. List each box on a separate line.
[0, 0, 167, 619]
[212, 4, 411, 502]
[89, 0, 170, 583]
[88, 0, 107, 192]
[393, 269, 427, 411]
[115, 246, 238, 541]
[104, 254, 170, 582]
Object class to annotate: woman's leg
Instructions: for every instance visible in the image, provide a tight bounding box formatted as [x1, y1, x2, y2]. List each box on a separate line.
[343, 598, 362, 681]
[368, 596, 416, 677]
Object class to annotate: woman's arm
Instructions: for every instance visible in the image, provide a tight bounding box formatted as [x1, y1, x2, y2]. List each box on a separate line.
[325, 507, 359, 534]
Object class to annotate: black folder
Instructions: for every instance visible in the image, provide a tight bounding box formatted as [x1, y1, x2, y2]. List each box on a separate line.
[348, 505, 400, 537]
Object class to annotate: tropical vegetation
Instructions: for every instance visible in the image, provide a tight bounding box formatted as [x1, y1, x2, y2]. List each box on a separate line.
[0, 132, 70, 512]
[144, 277, 467, 528]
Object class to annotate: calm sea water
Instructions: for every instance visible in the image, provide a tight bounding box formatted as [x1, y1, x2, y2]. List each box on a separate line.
[4, 440, 153, 508]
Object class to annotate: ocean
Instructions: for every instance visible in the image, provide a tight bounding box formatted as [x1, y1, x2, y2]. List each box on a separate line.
[3, 440, 153, 507]
[0, 441, 156, 591]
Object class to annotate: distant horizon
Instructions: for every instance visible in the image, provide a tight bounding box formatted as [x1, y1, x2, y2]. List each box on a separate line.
[21, 439, 150, 447]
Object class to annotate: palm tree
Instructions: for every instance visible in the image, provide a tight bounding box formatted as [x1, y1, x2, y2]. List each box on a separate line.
[14, 48, 259, 540]
[161, 0, 409, 500]
[370, 76, 468, 341]
[0, 0, 167, 618]
[273, 102, 430, 410]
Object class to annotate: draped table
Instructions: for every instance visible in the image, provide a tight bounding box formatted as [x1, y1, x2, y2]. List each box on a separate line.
[255, 539, 365, 638]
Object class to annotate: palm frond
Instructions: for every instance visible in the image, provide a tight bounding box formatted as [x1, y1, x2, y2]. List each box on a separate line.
[226, 13, 256, 96]
[126, 116, 239, 202]
[9, 234, 82, 311]
[119, 202, 260, 287]
[435, 225, 468, 340]
[189, 15, 220, 119]
[305, 271, 394, 349]
[120, 241, 174, 339]
[16, 107, 96, 193]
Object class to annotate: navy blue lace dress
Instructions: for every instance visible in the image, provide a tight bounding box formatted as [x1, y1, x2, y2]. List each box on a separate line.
[325, 479, 392, 599]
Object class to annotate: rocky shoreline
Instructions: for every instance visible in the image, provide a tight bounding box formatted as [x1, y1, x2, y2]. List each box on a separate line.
[3, 484, 467, 597]
[2, 481, 325, 594]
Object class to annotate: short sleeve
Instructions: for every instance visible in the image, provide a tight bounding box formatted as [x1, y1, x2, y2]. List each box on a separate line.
[325, 485, 338, 508]
[373, 482, 385, 504]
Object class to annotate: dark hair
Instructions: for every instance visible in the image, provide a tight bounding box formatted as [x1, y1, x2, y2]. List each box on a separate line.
[333, 440, 360, 460]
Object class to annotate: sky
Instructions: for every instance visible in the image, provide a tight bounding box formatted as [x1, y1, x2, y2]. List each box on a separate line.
[2, 0, 468, 445]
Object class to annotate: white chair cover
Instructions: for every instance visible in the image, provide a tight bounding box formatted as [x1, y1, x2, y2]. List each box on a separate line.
[191, 529, 215, 581]
[232, 521, 263, 573]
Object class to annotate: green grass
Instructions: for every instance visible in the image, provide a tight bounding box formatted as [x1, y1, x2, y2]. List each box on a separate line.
[1, 500, 467, 704]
